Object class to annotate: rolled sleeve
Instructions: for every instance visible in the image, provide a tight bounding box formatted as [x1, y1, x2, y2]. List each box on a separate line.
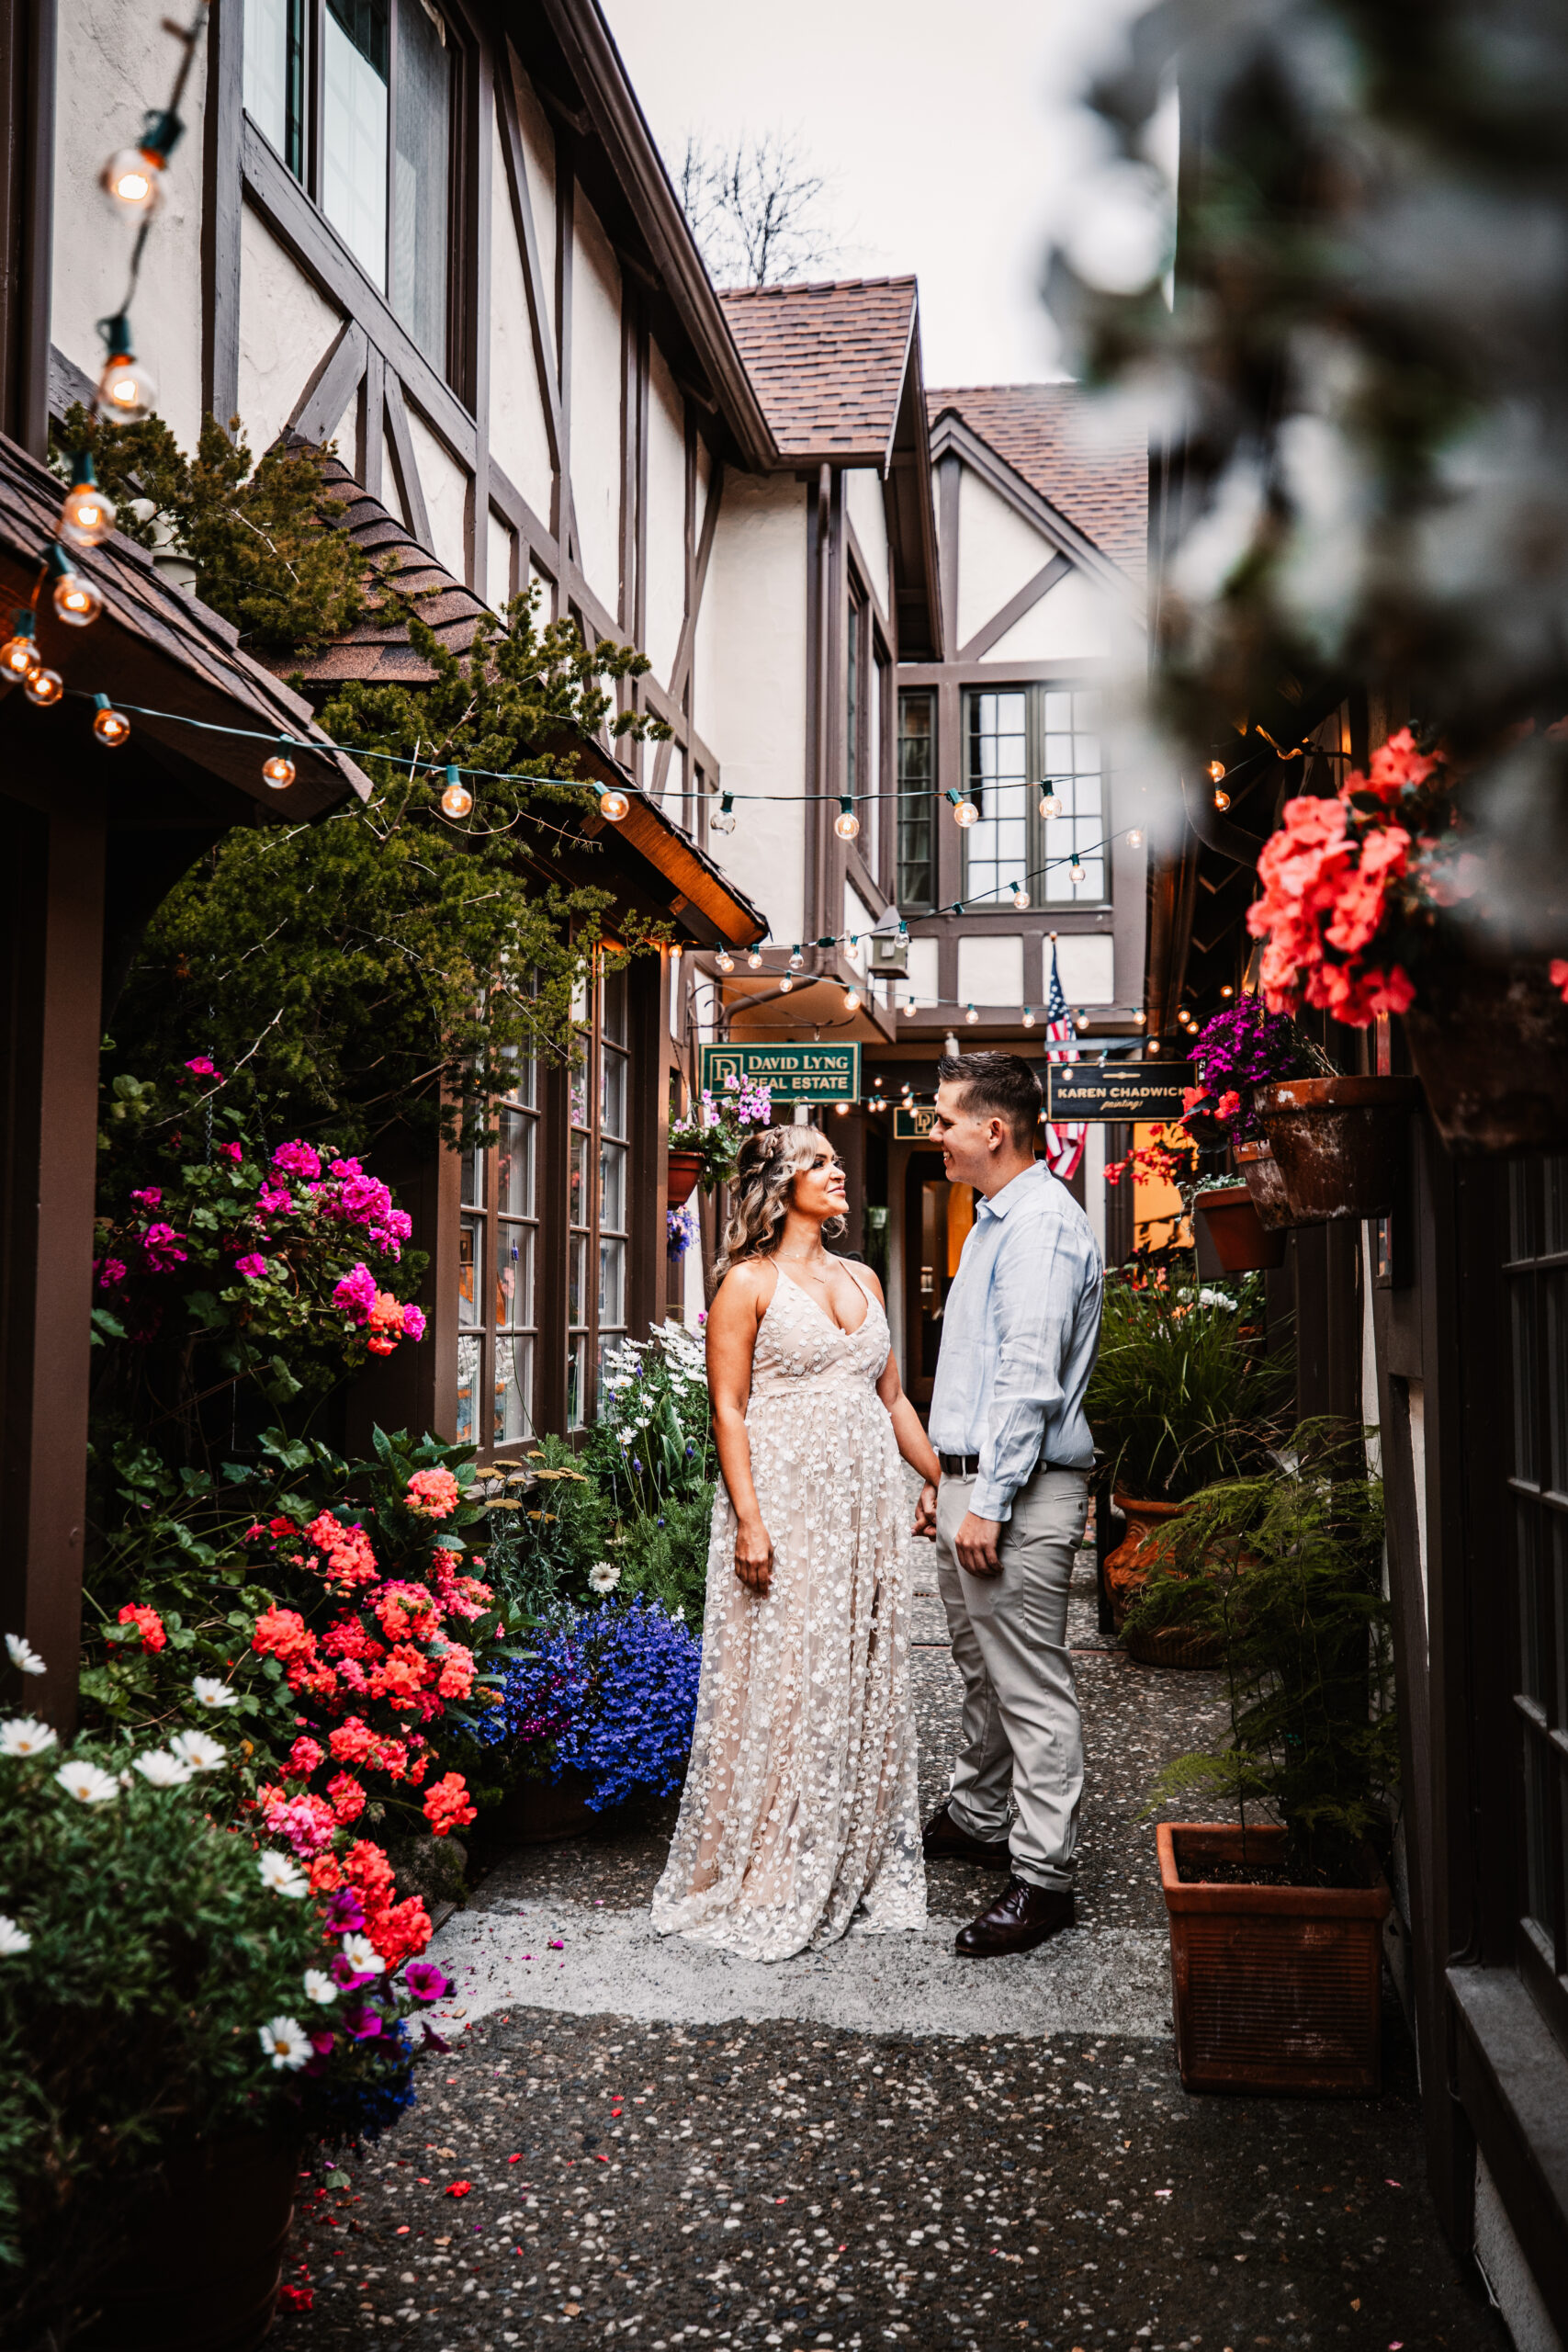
[970, 1214, 1072, 1521]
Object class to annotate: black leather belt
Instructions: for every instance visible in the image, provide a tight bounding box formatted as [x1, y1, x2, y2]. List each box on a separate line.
[938, 1453, 1078, 1478]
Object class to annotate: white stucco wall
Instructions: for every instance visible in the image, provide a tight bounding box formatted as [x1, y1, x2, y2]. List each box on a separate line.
[987, 567, 1123, 665]
[1050, 933, 1116, 1004]
[569, 190, 623, 619]
[895, 936, 941, 1012]
[51, 0, 209, 446]
[957, 933, 1024, 1007]
[406, 408, 469, 582]
[488, 114, 555, 529]
[237, 206, 344, 455]
[510, 56, 556, 348]
[643, 341, 686, 690]
[954, 467, 1060, 649]
[697, 472, 808, 947]
[845, 466, 891, 620]
[488, 511, 515, 611]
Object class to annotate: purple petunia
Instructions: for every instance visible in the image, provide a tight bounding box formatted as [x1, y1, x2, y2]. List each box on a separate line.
[324, 1887, 366, 1932]
[403, 1960, 451, 2003]
[343, 2002, 384, 2041]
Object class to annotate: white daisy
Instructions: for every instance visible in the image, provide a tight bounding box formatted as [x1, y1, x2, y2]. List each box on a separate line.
[302, 1968, 338, 2006]
[5, 1634, 45, 1677]
[587, 1560, 621, 1594]
[191, 1675, 239, 1709]
[257, 1850, 309, 1899]
[0, 1717, 57, 1758]
[340, 1931, 386, 1977]
[0, 1916, 31, 1956]
[258, 2015, 311, 2071]
[55, 1758, 118, 1805]
[133, 1747, 194, 1788]
[169, 1729, 227, 1771]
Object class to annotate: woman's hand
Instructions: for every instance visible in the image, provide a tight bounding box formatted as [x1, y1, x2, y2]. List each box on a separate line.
[733, 1516, 774, 1594]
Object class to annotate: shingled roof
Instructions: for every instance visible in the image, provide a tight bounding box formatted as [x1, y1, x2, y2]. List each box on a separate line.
[928, 385, 1148, 582]
[717, 278, 918, 465]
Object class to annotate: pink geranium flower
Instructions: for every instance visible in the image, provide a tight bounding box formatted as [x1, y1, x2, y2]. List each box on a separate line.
[234, 1253, 268, 1280]
[333, 1262, 378, 1325]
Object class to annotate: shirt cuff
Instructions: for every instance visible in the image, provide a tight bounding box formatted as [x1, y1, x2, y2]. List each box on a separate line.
[969, 1480, 1014, 1524]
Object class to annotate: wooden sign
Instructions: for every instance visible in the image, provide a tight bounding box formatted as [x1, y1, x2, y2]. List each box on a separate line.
[893, 1104, 940, 1139]
[1044, 1063, 1190, 1123]
[700, 1041, 862, 1104]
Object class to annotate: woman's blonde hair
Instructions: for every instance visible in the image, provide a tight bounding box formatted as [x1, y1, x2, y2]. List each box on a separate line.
[716, 1125, 845, 1275]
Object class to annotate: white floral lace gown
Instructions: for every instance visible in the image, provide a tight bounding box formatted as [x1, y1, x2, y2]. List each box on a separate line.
[651, 1264, 928, 1960]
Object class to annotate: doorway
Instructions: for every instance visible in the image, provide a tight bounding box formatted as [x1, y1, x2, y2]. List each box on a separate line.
[903, 1151, 974, 1406]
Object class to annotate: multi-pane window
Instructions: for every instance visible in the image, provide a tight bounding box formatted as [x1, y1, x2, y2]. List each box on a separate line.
[567, 963, 629, 1430]
[964, 688, 1030, 906]
[956, 683, 1110, 908]
[1040, 686, 1105, 904]
[243, 0, 456, 373]
[1507, 1153, 1568, 2039]
[897, 690, 935, 913]
[846, 588, 865, 807]
[455, 1059, 540, 1453]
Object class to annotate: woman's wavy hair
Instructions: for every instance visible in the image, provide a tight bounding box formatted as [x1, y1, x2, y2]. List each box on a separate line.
[716, 1125, 845, 1276]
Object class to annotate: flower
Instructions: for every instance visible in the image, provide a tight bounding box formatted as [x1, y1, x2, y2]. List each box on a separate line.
[56, 1758, 118, 1804]
[303, 1514, 380, 1590]
[333, 1262, 378, 1325]
[256, 1179, 293, 1216]
[251, 1605, 315, 1663]
[220, 1139, 243, 1163]
[340, 1931, 386, 1978]
[130, 1186, 162, 1209]
[169, 1728, 226, 1771]
[96, 1258, 127, 1289]
[302, 1968, 338, 2005]
[343, 2002, 384, 2041]
[233, 1252, 268, 1280]
[140, 1221, 187, 1271]
[0, 1916, 32, 1956]
[258, 1850, 310, 1898]
[401, 1303, 427, 1341]
[365, 1291, 405, 1355]
[0, 1717, 57, 1758]
[134, 1747, 194, 1788]
[288, 1734, 326, 1777]
[258, 2015, 311, 2071]
[261, 1788, 338, 1857]
[117, 1602, 166, 1652]
[588, 1560, 621, 1595]
[402, 1960, 451, 2003]
[326, 1770, 367, 1824]
[6, 1633, 45, 1677]
[272, 1138, 321, 1182]
[191, 1674, 238, 1708]
[1551, 958, 1568, 1004]
[324, 1886, 367, 1933]
[405, 1467, 460, 1520]
[423, 1771, 477, 1835]
[184, 1056, 223, 1081]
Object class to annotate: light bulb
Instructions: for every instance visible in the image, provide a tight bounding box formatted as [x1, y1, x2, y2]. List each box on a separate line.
[779, 974, 795, 993]
[61, 469, 117, 550]
[1213, 786, 1231, 810]
[1134, 1010, 1146, 1026]
[262, 753, 296, 790]
[716, 948, 735, 974]
[789, 948, 804, 972]
[1221, 984, 1235, 999]
[953, 797, 978, 828]
[1011, 884, 1030, 910]
[53, 568, 102, 627]
[710, 793, 736, 834]
[102, 145, 166, 218]
[964, 1004, 979, 1026]
[96, 346, 157, 423]
[843, 987, 861, 1012]
[92, 693, 130, 747]
[1, 615, 37, 675]
[1146, 1039, 1161, 1057]
[834, 1100, 850, 1117]
[24, 666, 62, 707]
[747, 948, 763, 971]
[1207, 759, 1226, 784]
[834, 798, 860, 841]
[1069, 858, 1087, 884]
[1127, 826, 1144, 848]
[599, 786, 630, 821]
[1021, 1007, 1035, 1028]
[441, 770, 474, 819]
[1039, 788, 1061, 819]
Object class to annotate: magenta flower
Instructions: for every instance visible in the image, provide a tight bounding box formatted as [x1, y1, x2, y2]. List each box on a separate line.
[330, 1951, 378, 1991]
[141, 1222, 187, 1271]
[97, 1258, 127, 1289]
[323, 1888, 367, 1932]
[220, 1139, 243, 1163]
[401, 1304, 427, 1342]
[402, 1960, 451, 2003]
[130, 1186, 162, 1209]
[256, 1180, 293, 1216]
[234, 1253, 268, 1280]
[272, 1139, 321, 1182]
[343, 2002, 383, 2041]
[185, 1057, 223, 1081]
[332, 1262, 378, 1325]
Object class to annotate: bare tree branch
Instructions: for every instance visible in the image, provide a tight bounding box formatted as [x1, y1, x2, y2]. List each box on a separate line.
[671, 128, 839, 288]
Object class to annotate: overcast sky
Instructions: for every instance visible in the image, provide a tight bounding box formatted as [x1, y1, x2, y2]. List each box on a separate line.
[599, 0, 1148, 388]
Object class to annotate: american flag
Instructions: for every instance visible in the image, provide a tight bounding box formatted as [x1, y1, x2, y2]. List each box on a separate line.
[1041, 938, 1086, 1182]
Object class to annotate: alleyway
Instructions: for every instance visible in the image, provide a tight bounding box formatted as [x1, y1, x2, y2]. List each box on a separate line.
[276, 1542, 1506, 2352]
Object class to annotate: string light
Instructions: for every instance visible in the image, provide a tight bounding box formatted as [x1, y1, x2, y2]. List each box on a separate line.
[746, 947, 762, 971]
[91, 692, 130, 746]
[710, 792, 736, 834]
[964, 1003, 979, 1025]
[834, 1100, 850, 1117]
[598, 786, 629, 821]
[1213, 786, 1231, 811]
[1011, 883, 1030, 910]
[440, 763, 473, 819]
[102, 107, 184, 220]
[1207, 760, 1226, 784]
[49, 545, 102, 628]
[834, 797, 860, 842]
[1127, 826, 1144, 848]
[1021, 1006, 1035, 1029]
[1, 611, 38, 676]
[788, 947, 805, 971]
[1134, 1010, 1146, 1026]
[1220, 983, 1235, 999]
[262, 752, 296, 789]
[715, 948, 735, 974]
[24, 666, 63, 707]
[1039, 786, 1061, 818]
[96, 316, 157, 421]
[60, 453, 117, 549]
[1068, 857, 1086, 884]
[779, 974, 795, 993]
[842, 986, 861, 1012]
[947, 788, 978, 828]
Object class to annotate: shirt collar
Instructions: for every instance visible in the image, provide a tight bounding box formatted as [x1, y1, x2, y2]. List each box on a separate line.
[976, 1162, 1043, 1222]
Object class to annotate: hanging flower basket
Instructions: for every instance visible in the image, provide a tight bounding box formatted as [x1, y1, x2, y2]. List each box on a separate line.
[1233, 1138, 1296, 1231]
[1403, 956, 1568, 1155]
[1254, 1077, 1419, 1223]
[665, 1149, 704, 1207]
[1194, 1181, 1286, 1272]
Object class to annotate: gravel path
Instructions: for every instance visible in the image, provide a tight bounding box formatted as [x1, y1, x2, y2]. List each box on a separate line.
[276, 1532, 1504, 2352]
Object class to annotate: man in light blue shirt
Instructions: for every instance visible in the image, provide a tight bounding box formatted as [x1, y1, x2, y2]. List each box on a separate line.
[915, 1052, 1103, 1957]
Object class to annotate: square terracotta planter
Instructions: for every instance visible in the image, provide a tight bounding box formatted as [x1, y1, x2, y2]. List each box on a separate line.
[1157, 1822, 1391, 2096]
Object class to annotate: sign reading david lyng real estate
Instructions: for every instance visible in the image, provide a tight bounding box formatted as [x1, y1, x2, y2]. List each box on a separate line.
[699, 1043, 862, 1104]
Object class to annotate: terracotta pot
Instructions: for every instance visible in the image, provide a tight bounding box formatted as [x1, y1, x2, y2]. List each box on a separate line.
[666, 1149, 704, 1207]
[1404, 956, 1568, 1155]
[1122, 1620, 1226, 1670]
[75, 2132, 301, 2350]
[1104, 1493, 1186, 1631]
[1254, 1076, 1419, 1223]
[486, 1766, 604, 1844]
[1234, 1137, 1295, 1231]
[1195, 1182, 1286, 1273]
[1157, 1822, 1391, 2096]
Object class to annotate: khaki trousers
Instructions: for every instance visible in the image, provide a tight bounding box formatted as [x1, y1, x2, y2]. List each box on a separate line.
[935, 1464, 1089, 1893]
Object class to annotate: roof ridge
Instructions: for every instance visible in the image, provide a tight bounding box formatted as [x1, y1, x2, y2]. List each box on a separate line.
[717, 274, 917, 300]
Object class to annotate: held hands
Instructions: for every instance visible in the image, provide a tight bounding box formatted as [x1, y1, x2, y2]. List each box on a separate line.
[913, 1482, 938, 1543]
[954, 1510, 1003, 1577]
[733, 1516, 774, 1595]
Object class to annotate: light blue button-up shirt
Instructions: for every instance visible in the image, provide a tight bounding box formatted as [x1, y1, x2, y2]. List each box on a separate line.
[927, 1161, 1103, 1521]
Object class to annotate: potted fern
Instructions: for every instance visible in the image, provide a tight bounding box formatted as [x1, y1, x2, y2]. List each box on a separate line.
[1129, 1429, 1398, 2095]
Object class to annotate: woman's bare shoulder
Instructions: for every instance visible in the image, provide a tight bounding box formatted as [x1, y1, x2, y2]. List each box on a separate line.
[712, 1257, 778, 1319]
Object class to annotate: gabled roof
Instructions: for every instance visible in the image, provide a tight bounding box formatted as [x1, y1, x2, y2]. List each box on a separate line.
[717, 278, 919, 466]
[928, 385, 1148, 582]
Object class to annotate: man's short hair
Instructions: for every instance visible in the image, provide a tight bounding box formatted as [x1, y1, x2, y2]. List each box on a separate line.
[936, 1051, 1043, 1150]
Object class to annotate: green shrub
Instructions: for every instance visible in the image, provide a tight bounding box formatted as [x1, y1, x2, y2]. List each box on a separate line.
[1087, 1274, 1286, 1500]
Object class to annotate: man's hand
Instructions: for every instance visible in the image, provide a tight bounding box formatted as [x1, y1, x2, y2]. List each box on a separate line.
[954, 1510, 1003, 1577]
[912, 1481, 938, 1542]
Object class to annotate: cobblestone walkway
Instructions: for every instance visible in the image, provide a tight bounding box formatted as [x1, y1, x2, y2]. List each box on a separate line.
[277, 1544, 1505, 2352]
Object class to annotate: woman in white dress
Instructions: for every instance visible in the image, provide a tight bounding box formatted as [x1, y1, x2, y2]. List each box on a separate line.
[651, 1124, 942, 1960]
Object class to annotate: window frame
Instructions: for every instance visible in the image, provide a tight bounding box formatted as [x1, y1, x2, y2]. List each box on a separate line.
[566, 957, 629, 1433]
[455, 1055, 541, 1459]
[896, 685, 936, 915]
[958, 681, 1112, 911]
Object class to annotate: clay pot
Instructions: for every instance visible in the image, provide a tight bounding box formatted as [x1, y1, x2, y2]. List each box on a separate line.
[1195, 1182, 1286, 1273]
[1403, 956, 1568, 1155]
[1104, 1493, 1186, 1631]
[1234, 1138, 1295, 1231]
[74, 2133, 301, 2350]
[1254, 1077, 1419, 1223]
[1122, 1620, 1226, 1670]
[666, 1149, 704, 1207]
[1157, 1822, 1392, 2096]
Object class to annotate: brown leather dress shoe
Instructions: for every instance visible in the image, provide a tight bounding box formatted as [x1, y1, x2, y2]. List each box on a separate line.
[954, 1876, 1077, 1957]
[921, 1801, 1013, 1871]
